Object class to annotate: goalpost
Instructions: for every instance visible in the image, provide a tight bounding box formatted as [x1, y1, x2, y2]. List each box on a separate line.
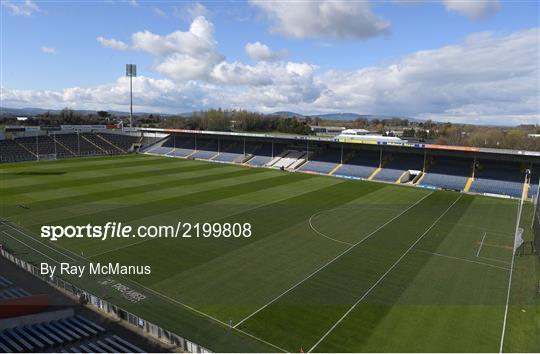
[37, 153, 57, 161]
[499, 174, 535, 353]
[532, 183, 540, 258]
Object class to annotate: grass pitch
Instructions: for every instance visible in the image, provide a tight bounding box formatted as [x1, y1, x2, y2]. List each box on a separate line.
[1, 154, 538, 352]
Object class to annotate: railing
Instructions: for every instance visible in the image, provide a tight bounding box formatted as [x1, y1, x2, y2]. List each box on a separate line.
[0, 248, 211, 353]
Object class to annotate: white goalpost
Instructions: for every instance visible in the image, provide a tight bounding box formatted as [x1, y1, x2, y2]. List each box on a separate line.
[498, 179, 527, 353]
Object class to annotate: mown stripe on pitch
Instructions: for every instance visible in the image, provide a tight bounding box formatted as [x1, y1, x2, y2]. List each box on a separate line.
[45, 172, 315, 231]
[7, 166, 268, 217]
[312, 194, 476, 352]
[126, 180, 386, 285]
[0, 153, 142, 170]
[0, 155, 178, 181]
[237, 192, 463, 352]
[1, 159, 225, 197]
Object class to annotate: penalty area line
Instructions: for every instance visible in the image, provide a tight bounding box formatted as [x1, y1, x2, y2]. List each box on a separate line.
[307, 194, 462, 353]
[234, 191, 433, 328]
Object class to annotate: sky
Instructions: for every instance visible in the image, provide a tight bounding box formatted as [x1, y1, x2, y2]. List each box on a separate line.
[1, 0, 539, 125]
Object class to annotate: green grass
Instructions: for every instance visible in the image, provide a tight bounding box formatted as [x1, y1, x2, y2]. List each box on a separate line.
[0, 154, 538, 352]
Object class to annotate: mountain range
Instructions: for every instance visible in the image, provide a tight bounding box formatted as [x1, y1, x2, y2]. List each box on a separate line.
[1, 107, 419, 122]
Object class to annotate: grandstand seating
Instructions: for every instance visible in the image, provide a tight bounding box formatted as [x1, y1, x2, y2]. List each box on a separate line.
[334, 149, 380, 178]
[245, 142, 285, 166]
[15, 135, 75, 158]
[0, 133, 139, 163]
[0, 315, 144, 353]
[0, 275, 13, 287]
[470, 160, 525, 198]
[158, 135, 195, 157]
[375, 153, 424, 182]
[420, 156, 471, 191]
[271, 150, 307, 168]
[80, 133, 119, 154]
[0, 139, 35, 162]
[0, 287, 31, 299]
[0, 275, 31, 300]
[97, 133, 139, 152]
[213, 140, 245, 162]
[191, 138, 219, 160]
[299, 148, 340, 174]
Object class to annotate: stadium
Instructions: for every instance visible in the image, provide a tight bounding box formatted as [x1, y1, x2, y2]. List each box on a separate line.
[0, 125, 539, 353]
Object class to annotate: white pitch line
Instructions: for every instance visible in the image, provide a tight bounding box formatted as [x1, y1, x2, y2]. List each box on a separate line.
[1, 231, 63, 264]
[499, 198, 522, 353]
[1, 222, 286, 352]
[308, 194, 462, 353]
[308, 207, 399, 247]
[413, 248, 510, 271]
[2, 222, 77, 262]
[88, 177, 344, 259]
[234, 191, 433, 328]
[476, 255, 510, 265]
[308, 211, 354, 246]
[476, 231, 488, 257]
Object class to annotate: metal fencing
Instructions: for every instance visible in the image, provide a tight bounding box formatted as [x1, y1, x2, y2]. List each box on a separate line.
[0, 248, 211, 353]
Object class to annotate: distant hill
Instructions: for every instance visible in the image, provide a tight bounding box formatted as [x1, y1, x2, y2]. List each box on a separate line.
[271, 111, 419, 122]
[1, 107, 418, 122]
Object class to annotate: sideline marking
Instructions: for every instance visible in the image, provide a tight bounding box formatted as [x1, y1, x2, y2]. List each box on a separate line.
[2, 222, 76, 262]
[1, 230, 63, 264]
[234, 191, 433, 328]
[0, 219, 288, 352]
[499, 198, 522, 353]
[308, 194, 462, 352]
[413, 248, 510, 271]
[476, 231, 487, 257]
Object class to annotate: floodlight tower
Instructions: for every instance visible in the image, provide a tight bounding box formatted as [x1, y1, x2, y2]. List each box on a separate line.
[126, 64, 137, 128]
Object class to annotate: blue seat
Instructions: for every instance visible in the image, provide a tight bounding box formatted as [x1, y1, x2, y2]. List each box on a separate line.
[14, 327, 46, 350]
[334, 150, 379, 178]
[34, 323, 64, 345]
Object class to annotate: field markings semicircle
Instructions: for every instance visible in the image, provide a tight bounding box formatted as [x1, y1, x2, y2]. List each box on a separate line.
[308, 193, 463, 353]
[234, 190, 434, 328]
[1, 218, 287, 352]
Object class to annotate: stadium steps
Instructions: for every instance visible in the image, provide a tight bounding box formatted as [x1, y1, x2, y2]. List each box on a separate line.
[464, 176, 474, 192]
[80, 135, 107, 154]
[396, 170, 408, 184]
[209, 152, 221, 160]
[96, 134, 125, 153]
[522, 180, 530, 200]
[266, 151, 288, 167]
[368, 167, 382, 180]
[329, 163, 342, 176]
[51, 136, 76, 156]
[14, 140, 37, 158]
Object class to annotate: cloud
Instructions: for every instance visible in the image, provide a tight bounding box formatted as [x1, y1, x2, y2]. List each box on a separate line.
[2, 0, 41, 16]
[152, 7, 167, 18]
[308, 28, 539, 124]
[245, 42, 288, 62]
[250, 0, 390, 39]
[3, 22, 538, 125]
[97, 36, 129, 50]
[132, 16, 222, 81]
[186, 2, 208, 19]
[126, 0, 139, 8]
[442, 0, 500, 20]
[41, 46, 56, 54]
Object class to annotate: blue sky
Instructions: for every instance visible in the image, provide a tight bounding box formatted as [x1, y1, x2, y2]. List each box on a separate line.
[1, 0, 539, 125]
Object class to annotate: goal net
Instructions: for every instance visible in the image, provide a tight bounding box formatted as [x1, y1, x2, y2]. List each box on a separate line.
[37, 154, 57, 161]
